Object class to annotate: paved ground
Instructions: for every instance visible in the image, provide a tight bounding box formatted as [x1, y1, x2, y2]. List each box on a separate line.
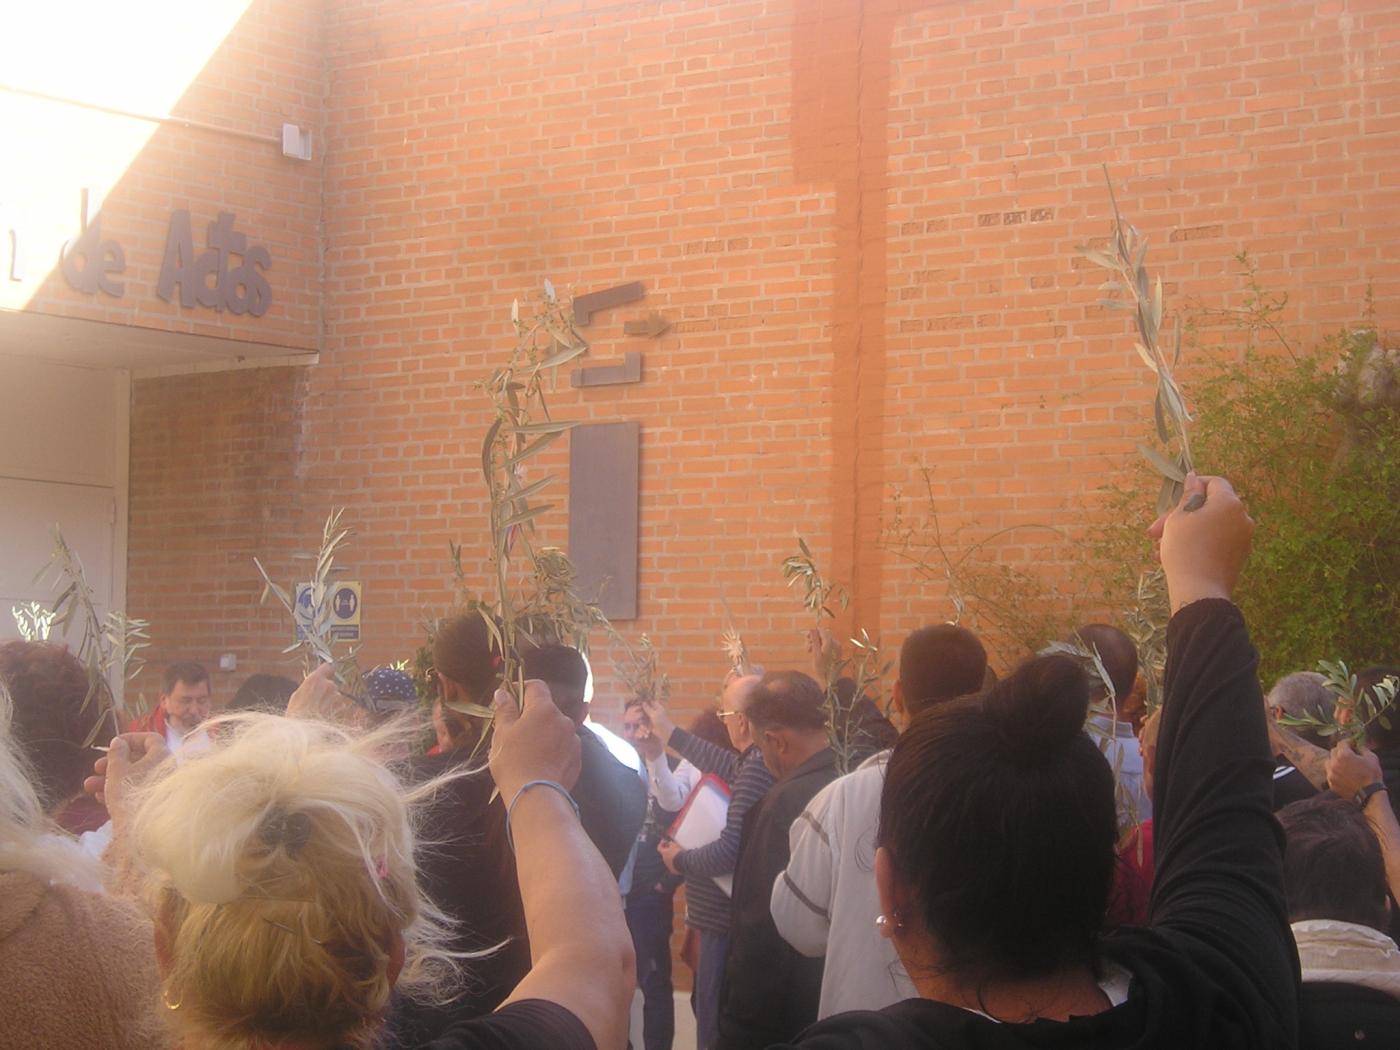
[629, 990, 699, 1050]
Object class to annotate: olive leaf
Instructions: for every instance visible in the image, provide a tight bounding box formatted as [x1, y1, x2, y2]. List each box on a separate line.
[442, 700, 497, 720]
[1136, 443, 1186, 483]
[11, 602, 56, 642]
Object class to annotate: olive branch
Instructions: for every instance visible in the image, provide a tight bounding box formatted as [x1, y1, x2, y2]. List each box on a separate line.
[782, 538, 890, 775]
[471, 290, 589, 712]
[1278, 659, 1400, 747]
[781, 537, 850, 624]
[719, 596, 753, 676]
[1082, 167, 1195, 516]
[879, 467, 1076, 665]
[254, 508, 369, 708]
[615, 633, 670, 707]
[25, 528, 150, 744]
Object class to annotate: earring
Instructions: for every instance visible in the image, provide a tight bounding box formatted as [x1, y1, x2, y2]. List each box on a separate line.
[875, 913, 904, 933]
[162, 987, 183, 1011]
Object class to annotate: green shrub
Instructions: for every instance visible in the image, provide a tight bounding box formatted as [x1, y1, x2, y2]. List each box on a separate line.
[1102, 327, 1400, 687]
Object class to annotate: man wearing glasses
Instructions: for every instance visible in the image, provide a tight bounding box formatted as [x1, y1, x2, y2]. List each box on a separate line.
[646, 674, 775, 1050]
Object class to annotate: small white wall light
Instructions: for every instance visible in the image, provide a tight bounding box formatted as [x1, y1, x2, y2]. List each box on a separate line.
[281, 124, 313, 161]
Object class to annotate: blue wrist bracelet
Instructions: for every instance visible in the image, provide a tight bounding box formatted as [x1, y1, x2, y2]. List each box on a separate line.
[506, 779, 581, 853]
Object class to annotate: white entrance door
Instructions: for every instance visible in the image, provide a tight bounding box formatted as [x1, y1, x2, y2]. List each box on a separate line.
[0, 354, 128, 651]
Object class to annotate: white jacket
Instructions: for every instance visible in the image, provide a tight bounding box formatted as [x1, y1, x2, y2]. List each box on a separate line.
[1293, 919, 1400, 1000]
[770, 750, 916, 1018]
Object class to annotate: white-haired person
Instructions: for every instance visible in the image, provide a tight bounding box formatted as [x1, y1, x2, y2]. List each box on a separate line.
[96, 672, 633, 1050]
[0, 686, 166, 1049]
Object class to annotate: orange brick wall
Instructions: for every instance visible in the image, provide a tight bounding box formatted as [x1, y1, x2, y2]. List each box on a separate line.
[11, 0, 324, 350]
[127, 366, 311, 706]
[127, 0, 1399, 721]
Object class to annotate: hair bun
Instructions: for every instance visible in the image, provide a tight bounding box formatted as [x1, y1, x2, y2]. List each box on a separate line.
[982, 654, 1091, 757]
[259, 808, 313, 857]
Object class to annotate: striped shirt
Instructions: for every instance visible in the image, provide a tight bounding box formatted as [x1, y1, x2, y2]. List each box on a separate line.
[668, 728, 775, 934]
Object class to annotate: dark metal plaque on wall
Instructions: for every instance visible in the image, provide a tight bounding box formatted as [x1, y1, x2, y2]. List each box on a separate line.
[568, 421, 640, 620]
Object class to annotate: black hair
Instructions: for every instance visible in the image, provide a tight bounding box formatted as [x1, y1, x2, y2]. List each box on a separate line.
[431, 613, 502, 706]
[162, 661, 210, 695]
[226, 673, 299, 714]
[0, 640, 112, 808]
[898, 624, 988, 718]
[744, 670, 827, 733]
[849, 693, 899, 752]
[1071, 624, 1138, 704]
[1278, 794, 1389, 931]
[878, 654, 1116, 985]
[520, 643, 588, 721]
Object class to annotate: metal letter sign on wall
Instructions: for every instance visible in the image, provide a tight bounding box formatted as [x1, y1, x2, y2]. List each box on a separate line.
[57, 200, 273, 317]
[60, 215, 126, 297]
[156, 210, 273, 317]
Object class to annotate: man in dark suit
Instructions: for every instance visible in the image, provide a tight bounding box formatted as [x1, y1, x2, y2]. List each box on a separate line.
[718, 671, 844, 1050]
[520, 643, 648, 878]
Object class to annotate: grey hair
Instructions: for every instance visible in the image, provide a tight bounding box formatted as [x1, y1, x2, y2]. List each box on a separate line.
[1266, 671, 1336, 722]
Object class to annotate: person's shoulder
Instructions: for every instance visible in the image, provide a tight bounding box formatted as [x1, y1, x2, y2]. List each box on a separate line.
[780, 749, 844, 805]
[779, 1000, 972, 1049]
[4, 872, 150, 942]
[735, 749, 776, 787]
[582, 721, 641, 772]
[834, 758, 888, 795]
[578, 731, 646, 797]
[811, 759, 886, 830]
[0, 869, 49, 935]
[855, 748, 892, 771]
[429, 999, 595, 1050]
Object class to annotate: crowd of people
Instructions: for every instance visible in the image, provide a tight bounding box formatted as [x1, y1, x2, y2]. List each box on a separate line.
[2, 472, 1399, 1049]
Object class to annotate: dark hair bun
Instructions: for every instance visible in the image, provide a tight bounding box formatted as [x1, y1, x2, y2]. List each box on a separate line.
[982, 654, 1091, 757]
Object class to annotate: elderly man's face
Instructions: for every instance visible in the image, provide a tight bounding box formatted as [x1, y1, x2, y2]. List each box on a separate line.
[719, 675, 759, 751]
[162, 679, 212, 734]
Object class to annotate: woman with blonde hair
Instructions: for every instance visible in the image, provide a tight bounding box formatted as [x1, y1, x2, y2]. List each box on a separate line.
[0, 683, 165, 1050]
[103, 666, 632, 1050]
